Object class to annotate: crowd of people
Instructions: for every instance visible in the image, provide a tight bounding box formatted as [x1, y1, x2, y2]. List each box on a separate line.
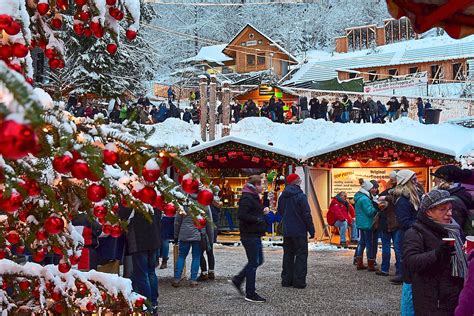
[326, 165, 474, 315]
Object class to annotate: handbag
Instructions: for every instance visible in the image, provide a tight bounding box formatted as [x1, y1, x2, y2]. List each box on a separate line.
[199, 231, 211, 252]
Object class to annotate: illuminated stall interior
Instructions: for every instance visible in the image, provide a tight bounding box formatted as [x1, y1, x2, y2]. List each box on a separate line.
[234, 84, 299, 106]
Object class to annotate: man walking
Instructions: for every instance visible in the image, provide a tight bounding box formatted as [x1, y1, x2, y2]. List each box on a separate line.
[277, 174, 315, 289]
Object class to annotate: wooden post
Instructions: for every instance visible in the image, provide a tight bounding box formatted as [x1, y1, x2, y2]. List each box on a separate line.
[199, 75, 208, 142]
[209, 75, 217, 141]
[222, 81, 231, 137]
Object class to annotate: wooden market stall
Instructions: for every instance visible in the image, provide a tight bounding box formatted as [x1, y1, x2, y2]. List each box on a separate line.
[234, 84, 299, 106]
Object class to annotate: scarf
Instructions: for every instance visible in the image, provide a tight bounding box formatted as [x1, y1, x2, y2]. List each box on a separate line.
[242, 183, 259, 196]
[440, 219, 468, 278]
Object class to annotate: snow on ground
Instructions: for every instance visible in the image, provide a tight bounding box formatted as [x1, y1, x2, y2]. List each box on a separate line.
[149, 117, 474, 162]
[215, 241, 342, 251]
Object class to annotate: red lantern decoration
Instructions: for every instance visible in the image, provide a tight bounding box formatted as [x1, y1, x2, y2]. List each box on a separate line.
[163, 203, 176, 217]
[93, 204, 107, 218]
[58, 260, 70, 273]
[197, 189, 213, 206]
[110, 225, 122, 238]
[53, 153, 74, 174]
[6, 231, 20, 244]
[19, 280, 29, 291]
[193, 216, 207, 230]
[37, 3, 49, 15]
[103, 143, 119, 165]
[87, 184, 107, 202]
[181, 178, 199, 194]
[71, 160, 90, 179]
[0, 190, 24, 213]
[0, 120, 37, 160]
[126, 29, 137, 40]
[11, 43, 28, 58]
[139, 186, 157, 204]
[44, 216, 64, 235]
[106, 43, 117, 55]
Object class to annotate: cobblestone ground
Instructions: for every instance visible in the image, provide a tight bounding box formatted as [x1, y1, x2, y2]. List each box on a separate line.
[155, 244, 402, 315]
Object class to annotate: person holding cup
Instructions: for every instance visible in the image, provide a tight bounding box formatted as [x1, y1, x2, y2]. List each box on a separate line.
[403, 189, 467, 315]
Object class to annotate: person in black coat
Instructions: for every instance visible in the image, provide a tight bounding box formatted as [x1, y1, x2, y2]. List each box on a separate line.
[276, 99, 285, 123]
[386, 97, 400, 122]
[309, 97, 319, 119]
[268, 96, 277, 121]
[403, 190, 467, 315]
[277, 174, 315, 289]
[119, 206, 161, 310]
[320, 98, 329, 120]
[231, 175, 269, 303]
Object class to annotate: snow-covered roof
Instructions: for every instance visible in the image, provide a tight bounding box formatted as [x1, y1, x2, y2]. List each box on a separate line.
[285, 35, 474, 85]
[181, 44, 233, 65]
[145, 117, 474, 163]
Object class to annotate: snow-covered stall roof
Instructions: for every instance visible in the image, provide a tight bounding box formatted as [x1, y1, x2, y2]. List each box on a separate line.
[181, 44, 233, 65]
[285, 35, 474, 85]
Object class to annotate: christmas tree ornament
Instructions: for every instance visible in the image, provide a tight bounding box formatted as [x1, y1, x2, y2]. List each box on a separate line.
[6, 231, 20, 244]
[197, 189, 214, 206]
[75, 0, 88, 5]
[37, 3, 49, 16]
[44, 216, 64, 235]
[71, 160, 90, 179]
[139, 186, 157, 204]
[18, 209, 28, 222]
[135, 297, 145, 308]
[106, 43, 117, 55]
[0, 190, 24, 213]
[87, 184, 106, 202]
[51, 292, 62, 302]
[78, 10, 91, 21]
[70, 255, 80, 265]
[0, 249, 6, 259]
[44, 48, 56, 59]
[18, 280, 29, 291]
[87, 169, 100, 182]
[56, 0, 69, 11]
[83, 27, 92, 37]
[102, 223, 112, 235]
[152, 194, 165, 209]
[4, 20, 20, 36]
[126, 29, 137, 40]
[16, 245, 25, 254]
[73, 23, 84, 35]
[51, 18, 62, 29]
[58, 260, 71, 273]
[52, 153, 74, 173]
[106, 0, 116, 5]
[163, 203, 176, 217]
[0, 45, 12, 59]
[19, 177, 41, 197]
[0, 119, 37, 160]
[93, 204, 107, 218]
[32, 288, 40, 298]
[142, 158, 160, 182]
[86, 302, 95, 312]
[0, 14, 13, 30]
[32, 250, 45, 262]
[35, 230, 48, 241]
[193, 215, 207, 230]
[51, 245, 63, 255]
[12, 43, 28, 58]
[48, 59, 60, 69]
[157, 156, 170, 170]
[103, 143, 119, 165]
[181, 178, 199, 194]
[110, 225, 122, 238]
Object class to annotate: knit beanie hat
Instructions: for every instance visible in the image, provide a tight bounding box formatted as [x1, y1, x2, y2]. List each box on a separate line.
[361, 180, 374, 191]
[396, 169, 415, 185]
[420, 189, 455, 213]
[286, 173, 301, 185]
[389, 170, 398, 180]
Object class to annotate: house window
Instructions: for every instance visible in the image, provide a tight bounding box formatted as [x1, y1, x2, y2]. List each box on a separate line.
[257, 53, 265, 65]
[349, 72, 358, 79]
[388, 68, 399, 78]
[368, 70, 378, 81]
[430, 64, 441, 83]
[452, 63, 464, 81]
[247, 54, 255, 66]
[409, 66, 419, 74]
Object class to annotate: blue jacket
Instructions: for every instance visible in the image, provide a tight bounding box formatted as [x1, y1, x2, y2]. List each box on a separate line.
[161, 215, 174, 240]
[277, 184, 315, 237]
[354, 190, 377, 230]
[395, 195, 417, 231]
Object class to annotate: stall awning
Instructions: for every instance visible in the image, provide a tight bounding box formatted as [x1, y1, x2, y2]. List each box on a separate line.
[284, 77, 364, 92]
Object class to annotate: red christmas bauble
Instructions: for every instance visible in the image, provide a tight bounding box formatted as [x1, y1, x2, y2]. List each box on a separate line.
[0, 190, 24, 213]
[90, 21, 101, 32]
[157, 156, 170, 170]
[45, 48, 56, 59]
[139, 186, 157, 204]
[83, 27, 92, 37]
[126, 29, 137, 41]
[58, 261, 70, 273]
[115, 10, 124, 20]
[106, 0, 116, 4]
[0, 15, 13, 30]
[181, 178, 199, 194]
[0, 45, 12, 60]
[73, 23, 84, 35]
[75, 0, 87, 5]
[152, 194, 165, 209]
[44, 216, 64, 235]
[32, 250, 45, 262]
[98, 217, 106, 225]
[103, 150, 119, 165]
[12, 43, 28, 58]
[193, 216, 207, 230]
[19, 177, 41, 197]
[53, 154, 74, 173]
[135, 297, 145, 308]
[32, 288, 40, 298]
[0, 120, 37, 160]
[37, 3, 49, 15]
[51, 18, 62, 29]
[18, 210, 28, 222]
[35, 230, 48, 240]
[48, 58, 60, 69]
[51, 245, 63, 255]
[6, 231, 20, 244]
[56, 0, 69, 10]
[52, 292, 62, 302]
[78, 10, 90, 21]
[70, 255, 80, 265]
[106, 43, 117, 55]
[16, 245, 25, 254]
[163, 203, 177, 217]
[0, 249, 6, 259]
[86, 302, 96, 312]
[26, 77, 33, 85]
[76, 281, 87, 295]
[110, 225, 122, 238]
[71, 160, 90, 179]
[197, 189, 214, 206]
[87, 184, 106, 202]
[102, 224, 112, 235]
[4, 21, 20, 35]
[18, 280, 29, 291]
[93, 204, 107, 218]
[142, 167, 160, 182]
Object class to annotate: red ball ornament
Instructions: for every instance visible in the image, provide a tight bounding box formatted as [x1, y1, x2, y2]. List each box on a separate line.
[86, 302, 95, 312]
[152, 194, 165, 209]
[52, 292, 62, 302]
[19, 177, 41, 197]
[18, 210, 28, 222]
[103, 148, 119, 165]
[75, 0, 87, 5]
[71, 160, 90, 179]
[32, 250, 45, 262]
[197, 189, 214, 206]
[135, 297, 145, 308]
[16, 245, 25, 254]
[0, 45, 12, 60]
[6, 231, 20, 244]
[4, 21, 20, 36]
[51, 18, 62, 29]
[87, 170, 100, 182]
[70, 255, 80, 265]
[37, 3, 49, 15]
[56, 0, 69, 10]
[51, 245, 63, 255]
[48, 58, 60, 69]
[181, 178, 199, 194]
[87, 184, 107, 202]
[139, 186, 157, 204]
[102, 224, 112, 235]
[193, 216, 207, 230]
[106, 0, 116, 4]
[106, 43, 117, 55]
[93, 204, 107, 218]
[26, 77, 34, 85]
[157, 156, 170, 170]
[18, 280, 29, 291]
[163, 203, 177, 217]
[78, 10, 91, 21]
[110, 225, 122, 238]
[45, 48, 56, 59]
[35, 230, 48, 241]
[0, 249, 6, 259]
[142, 167, 160, 182]
[53, 154, 74, 174]
[126, 29, 137, 41]
[0, 120, 37, 160]
[73, 23, 84, 35]
[44, 216, 64, 235]
[58, 261, 70, 273]
[83, 27, 92, 37]
[0, 190, 24, 213]
[32, 288, 40, 298]
[12, 43, 28, 58]
[0, 15, 13, 30]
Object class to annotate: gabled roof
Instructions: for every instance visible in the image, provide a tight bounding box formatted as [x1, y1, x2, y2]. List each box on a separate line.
[223, 24, 298, 64]
[181, 44, 233, 65]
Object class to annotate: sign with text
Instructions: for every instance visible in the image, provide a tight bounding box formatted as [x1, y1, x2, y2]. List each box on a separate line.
[364, 72, 428, 94]
[331, 167, 427, 197]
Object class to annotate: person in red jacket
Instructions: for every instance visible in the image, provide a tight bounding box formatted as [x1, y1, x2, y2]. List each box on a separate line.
[327, 192, 357, 247]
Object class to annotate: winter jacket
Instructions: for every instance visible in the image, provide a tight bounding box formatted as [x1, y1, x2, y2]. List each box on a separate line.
[376, 101, 387, 117]
[72, 212, 102, 270]
[366, 100, 377, 115]
[354, 189, 377, 230]
[277, 184, 315, 238]
[97, 235, 126, 265]
[386, 99, 400, 113]
[174, 208, 203, 242]
[183, 111, 192, 123]
[309, 98, 319, 119]
[327, 197, 355, 226]
[331, 102, 342, 121]
[238, 185, 266, 238]
[395, 195, 418, 233]
[447, 185, 473, 233]
[109, 109, 121, 123]
[245, 102, 259, 117]
[455, 250, 474, 316]
[320, 100, 329, 118]
[378, 188, 399, 232]
[400, 98, 410, 113]
[119, 206, 161, 254]
[299, 97, 308, 111]
[276, 101, 285, 122]
[403, 213, 464, 315]
[160, 215, 174, 240]
[417, 100, 424, 117]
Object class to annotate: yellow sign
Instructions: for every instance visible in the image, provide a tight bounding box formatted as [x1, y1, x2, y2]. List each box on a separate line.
[331, 168, 427, 197]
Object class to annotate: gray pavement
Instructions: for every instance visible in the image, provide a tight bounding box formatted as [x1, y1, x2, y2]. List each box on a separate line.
[156, 244, 401, 315]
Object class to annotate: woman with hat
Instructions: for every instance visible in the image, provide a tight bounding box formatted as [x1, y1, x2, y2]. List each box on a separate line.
[403, 189, 467, 315]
